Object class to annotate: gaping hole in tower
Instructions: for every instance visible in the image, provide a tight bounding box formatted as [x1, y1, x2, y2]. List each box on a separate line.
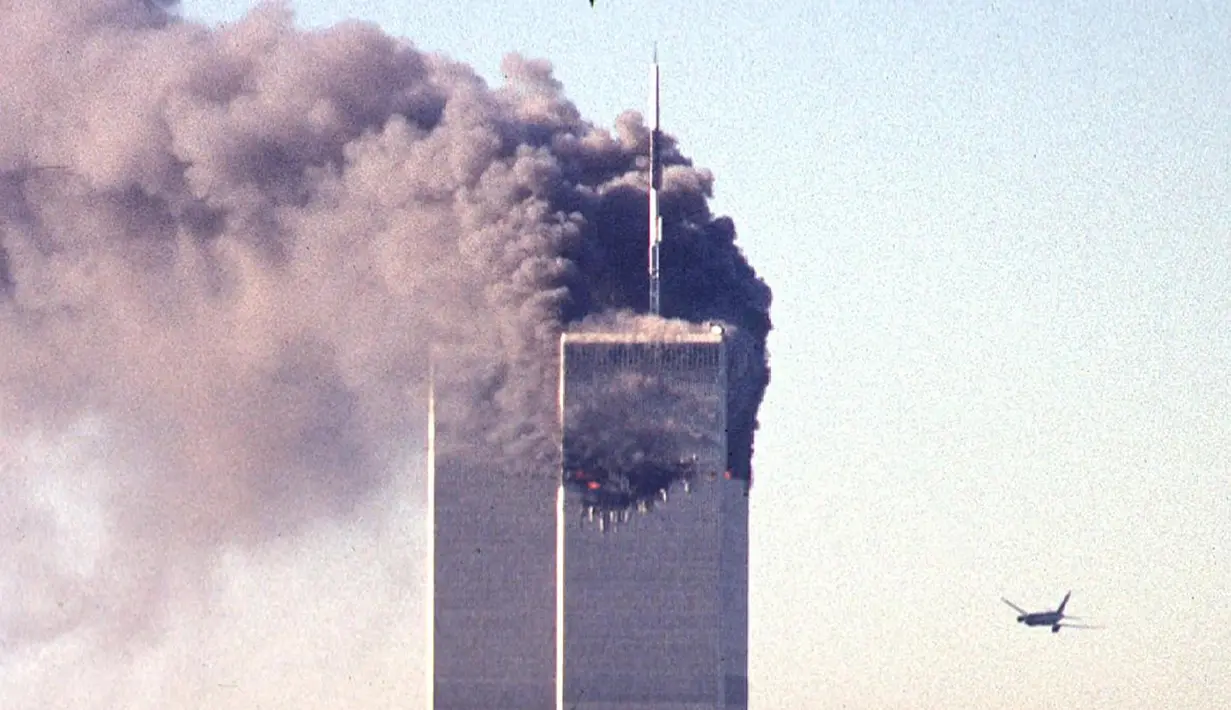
[559, 326, 732, 527]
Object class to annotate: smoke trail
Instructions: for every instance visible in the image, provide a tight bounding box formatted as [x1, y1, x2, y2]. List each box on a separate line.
[0, 0, 771, 693]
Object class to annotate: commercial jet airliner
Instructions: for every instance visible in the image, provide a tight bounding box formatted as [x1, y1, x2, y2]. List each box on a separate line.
[1001, 591, 1102, 633]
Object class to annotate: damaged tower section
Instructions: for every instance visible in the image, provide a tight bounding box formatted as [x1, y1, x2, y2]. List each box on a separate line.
[557, 326, 749, 709]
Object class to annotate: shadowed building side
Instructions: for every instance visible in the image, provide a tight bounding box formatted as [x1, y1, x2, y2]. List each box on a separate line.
[428, 356, 558, 710]
[558, 330, 749, 710]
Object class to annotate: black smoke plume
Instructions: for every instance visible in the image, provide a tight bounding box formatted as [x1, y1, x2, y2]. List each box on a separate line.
[0, 0, 770, 671]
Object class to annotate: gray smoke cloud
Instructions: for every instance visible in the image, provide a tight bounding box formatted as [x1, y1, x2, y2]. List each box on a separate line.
[0, 0, 771, 702]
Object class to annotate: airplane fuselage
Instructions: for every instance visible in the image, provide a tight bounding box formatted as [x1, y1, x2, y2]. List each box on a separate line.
[1017, 612, 1062, 627]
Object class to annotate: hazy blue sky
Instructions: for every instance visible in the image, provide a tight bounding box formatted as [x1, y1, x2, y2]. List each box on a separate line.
[162, 1, 1229, 707]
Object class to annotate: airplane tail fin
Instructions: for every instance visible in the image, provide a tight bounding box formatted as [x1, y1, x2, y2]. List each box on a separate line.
[1057, 590, 1072, 614]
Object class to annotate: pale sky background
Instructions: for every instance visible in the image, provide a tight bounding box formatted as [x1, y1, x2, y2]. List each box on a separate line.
[15, 1, 1230, 708]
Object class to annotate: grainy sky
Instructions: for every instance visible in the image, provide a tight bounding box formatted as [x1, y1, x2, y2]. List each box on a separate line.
[8, 1, 1231, 708]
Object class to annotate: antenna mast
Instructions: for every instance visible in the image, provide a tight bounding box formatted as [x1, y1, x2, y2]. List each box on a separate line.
[648, 46, 663, 316]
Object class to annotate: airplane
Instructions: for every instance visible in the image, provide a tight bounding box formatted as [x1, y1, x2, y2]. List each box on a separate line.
[1001, 591, 1102, 633]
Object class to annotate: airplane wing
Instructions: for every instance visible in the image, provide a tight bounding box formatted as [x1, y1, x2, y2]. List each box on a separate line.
[1000, 598, 1029, 615]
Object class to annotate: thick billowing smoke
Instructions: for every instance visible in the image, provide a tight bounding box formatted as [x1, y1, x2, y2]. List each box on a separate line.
[0, 0, 771, 700]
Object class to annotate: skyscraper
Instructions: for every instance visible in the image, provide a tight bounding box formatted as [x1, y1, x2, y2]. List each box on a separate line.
[428, 51, 749, 710]
[428, 326, 749, 710]
[557, 328, 748, 710]
[427, 354, 557, 710]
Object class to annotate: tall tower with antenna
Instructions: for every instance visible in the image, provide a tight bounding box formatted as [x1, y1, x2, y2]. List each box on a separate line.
[648, 47, 663, 316]
[551, 51, 749, 710]
[426, 54, 748, 710]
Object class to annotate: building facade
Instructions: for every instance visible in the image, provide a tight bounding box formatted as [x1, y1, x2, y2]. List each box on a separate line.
[557, 329, 749, 710]
[427, 328, 749, 710]
[428, 356, 558, 710]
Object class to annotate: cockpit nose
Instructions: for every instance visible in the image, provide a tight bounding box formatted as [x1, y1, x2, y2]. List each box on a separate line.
[1016, 615, 1026, 622]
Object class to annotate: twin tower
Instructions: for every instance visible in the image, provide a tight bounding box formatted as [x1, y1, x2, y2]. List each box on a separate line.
[426, 59, 750, 710]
